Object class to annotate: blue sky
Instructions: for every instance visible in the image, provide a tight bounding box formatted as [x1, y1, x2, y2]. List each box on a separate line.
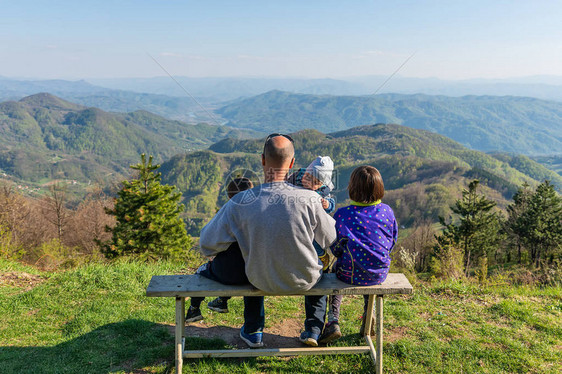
[2, 0, 562, 80]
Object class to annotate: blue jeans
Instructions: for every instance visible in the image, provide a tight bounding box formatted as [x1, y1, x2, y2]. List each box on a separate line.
[304, 294, 327, 335]
[310, 242, 328, 333]
[305, 250, 328, 335]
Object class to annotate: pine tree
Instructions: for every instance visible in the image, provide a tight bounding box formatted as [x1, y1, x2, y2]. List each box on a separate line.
[101, 154, 192, 261]
[504, 182, 533, 264]
[524, 181, 562, 266]
[438, 180, 500, 276]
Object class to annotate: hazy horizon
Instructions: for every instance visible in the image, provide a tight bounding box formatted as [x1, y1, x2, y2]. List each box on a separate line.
[3, 74, 562, 84]
[3, 1, 562, 81]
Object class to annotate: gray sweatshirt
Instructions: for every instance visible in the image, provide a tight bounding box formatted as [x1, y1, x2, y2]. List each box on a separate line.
[199, 181, 337, 294]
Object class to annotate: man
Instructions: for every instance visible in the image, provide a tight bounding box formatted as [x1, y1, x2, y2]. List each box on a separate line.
[198, 134, 336, 347]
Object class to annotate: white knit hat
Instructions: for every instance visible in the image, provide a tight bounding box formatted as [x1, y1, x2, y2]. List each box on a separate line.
[306, 156, 334, 190]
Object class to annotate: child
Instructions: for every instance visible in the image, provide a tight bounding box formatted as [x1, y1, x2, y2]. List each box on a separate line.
[185, 177, 254, 322]
[319, 165, 397, 344]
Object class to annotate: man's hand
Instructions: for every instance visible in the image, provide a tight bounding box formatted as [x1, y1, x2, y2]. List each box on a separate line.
[321, 198, 329, 210]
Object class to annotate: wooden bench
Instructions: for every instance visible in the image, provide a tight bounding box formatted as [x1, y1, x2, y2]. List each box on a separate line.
[146, 273, 413, 373]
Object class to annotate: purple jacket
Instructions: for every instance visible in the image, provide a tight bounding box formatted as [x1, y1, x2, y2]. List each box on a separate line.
[330, 201, 398, 286]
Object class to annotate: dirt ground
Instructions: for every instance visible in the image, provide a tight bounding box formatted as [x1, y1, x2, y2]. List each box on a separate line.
[0, 272, 44, 291]
[177, 316, 404, 349]
[179, 318, 306, 348]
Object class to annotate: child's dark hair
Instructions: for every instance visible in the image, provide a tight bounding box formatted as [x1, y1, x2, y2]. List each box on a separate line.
[348, 165, 384, 203]
[227, 177, 254, 199]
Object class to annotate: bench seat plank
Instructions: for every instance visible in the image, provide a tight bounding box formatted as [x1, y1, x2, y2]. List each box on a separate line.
[146, 273, 412, 297]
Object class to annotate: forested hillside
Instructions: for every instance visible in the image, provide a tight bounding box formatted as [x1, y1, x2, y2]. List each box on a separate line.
[161, 123, 562, 234]
[532, 154, 562, 176]
[217, 91, 562, 155]
[0, 77, 221, 123]
[0, 93, 253, 184]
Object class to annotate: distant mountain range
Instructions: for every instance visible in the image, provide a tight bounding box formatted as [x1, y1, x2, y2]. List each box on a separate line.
[1, 91, 560, 234]
[89, 75, 562, 102]
[1, 89, 560, 213]
[4, 75, 562, 124]
[217, 91, 562, 156]
[0, 77, 219, 123]
[0, 93, 254, 184]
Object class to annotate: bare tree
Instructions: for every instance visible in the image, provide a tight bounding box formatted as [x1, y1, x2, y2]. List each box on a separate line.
[41, 183, 69, 243]
[0, 183, 31, 245]
[399, 218, 436, 272]
[66, 187, 114, 256]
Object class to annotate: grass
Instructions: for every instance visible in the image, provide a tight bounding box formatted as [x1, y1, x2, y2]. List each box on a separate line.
[0, 257, 560, 373]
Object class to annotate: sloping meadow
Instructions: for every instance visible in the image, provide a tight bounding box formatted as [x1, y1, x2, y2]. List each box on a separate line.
[1, 258, 560, 373]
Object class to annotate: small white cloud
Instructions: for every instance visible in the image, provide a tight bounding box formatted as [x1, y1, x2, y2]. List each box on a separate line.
[160, 52, 182, 57]
[186, 54, 207, 60]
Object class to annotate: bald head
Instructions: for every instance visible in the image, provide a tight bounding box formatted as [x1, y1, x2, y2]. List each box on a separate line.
[263, 135, 295, 168]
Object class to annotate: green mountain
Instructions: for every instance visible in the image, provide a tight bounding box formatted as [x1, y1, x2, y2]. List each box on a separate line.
[0, 93, 254, 184]
[532, 154, 562, 176]
[0, 77, 222, 124]
[216, 91, 562, 156]
[161, 123, 562, 235]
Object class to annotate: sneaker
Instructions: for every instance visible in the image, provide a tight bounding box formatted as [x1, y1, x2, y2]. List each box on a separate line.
[240, 326, 264, 348]
[299, 331, 319, 347]
[319, 321, 342, 344]
[185, 306, 203, 323]
[195, 262, 209, 274]
[359, 313, 376, 336]
[207, 297, 229, 313]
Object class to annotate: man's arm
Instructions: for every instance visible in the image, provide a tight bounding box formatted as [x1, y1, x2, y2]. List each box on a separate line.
[199, 202, 236, 257]
[313, 206, 336, 250]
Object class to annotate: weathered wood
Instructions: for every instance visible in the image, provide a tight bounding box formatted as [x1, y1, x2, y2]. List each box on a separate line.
[182, 345, 371, 358]
[365, 335, 377, 366]
[146, 273, 413, 298]
[376, 295, 384, 374]
[175, 297, 184, 374]
[181, 299, 185, 339]
[363, 294, 375, 337]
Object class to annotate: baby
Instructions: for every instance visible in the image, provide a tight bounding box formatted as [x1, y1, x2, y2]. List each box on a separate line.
[287, 155, 335, 213]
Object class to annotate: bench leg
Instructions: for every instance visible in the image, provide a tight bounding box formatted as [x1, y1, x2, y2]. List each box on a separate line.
[175, 297, 185, 373]
[376, 295, 383, 374]
[181, 297, 185, 339]
[363, 295, 376, 366]
[364, 295, 375, 337]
